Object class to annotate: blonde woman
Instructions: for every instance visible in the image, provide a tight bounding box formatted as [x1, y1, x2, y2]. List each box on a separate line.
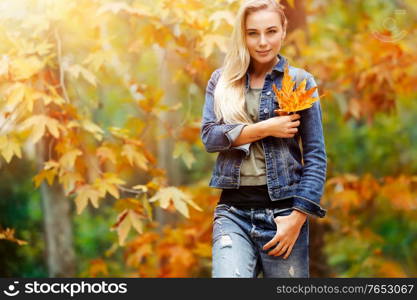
[201, 0, 327, 278]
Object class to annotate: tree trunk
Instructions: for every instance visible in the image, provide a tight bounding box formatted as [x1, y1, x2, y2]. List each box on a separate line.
[38, 139, 76, 277]
[154, 46, 183, 226]
[282, 0, 307, 34]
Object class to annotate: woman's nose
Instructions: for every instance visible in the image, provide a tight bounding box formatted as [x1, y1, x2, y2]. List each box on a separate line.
[259, 34, 267, 46]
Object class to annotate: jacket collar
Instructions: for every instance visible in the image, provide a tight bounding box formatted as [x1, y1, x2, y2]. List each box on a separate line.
[245, 53, 287, 90]
[271, 53, 287, 73]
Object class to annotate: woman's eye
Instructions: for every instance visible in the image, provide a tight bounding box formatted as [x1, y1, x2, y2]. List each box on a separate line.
[268, 30, 277, 34]
[248, 32, 258, 36]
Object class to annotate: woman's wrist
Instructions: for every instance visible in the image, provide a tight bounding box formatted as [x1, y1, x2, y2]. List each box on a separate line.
[257, 120, 270, 137]
[290, 209, 308, 225]
[234, 121, 269, 145]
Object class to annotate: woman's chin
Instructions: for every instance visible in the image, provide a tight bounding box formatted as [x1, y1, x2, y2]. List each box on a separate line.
[252, 54, 276, 65]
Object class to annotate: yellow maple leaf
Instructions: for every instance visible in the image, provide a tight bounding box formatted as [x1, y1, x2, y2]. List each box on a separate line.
[59, 149, 82, 170]
[128, 210, 144, 235]
[272, 65, 319, 114]
[201, 34, 228, 58]
[173, 141, 195, 169]
[209, 10, 235, 30]
[97, 146, 117, 164]
[65, 64, 97, 86]
[33, 169, 57, 188]
[111, 209, 144, 246]
[74, 185, 101, 214]
[18, 115, 63, 143]
[81, 120, 104, 141]
[0, 135, 22, 163]
[59, 171, 83, 196]
[10, 56, 44, 80]
[20, 86, 42, 113]
[121, 144, 148, 171]
[45, 85, 65, 105]
[6, 83, 25, 107]
[148, 187, 202, 218]
[94, 172, 126, 199]
[83, 51, 110, 72]
[32, 160, 61, 188]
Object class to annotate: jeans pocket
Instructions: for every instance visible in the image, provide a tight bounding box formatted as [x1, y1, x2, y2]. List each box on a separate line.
[272, 207, 294, 216]
[213, 204, 231, 222]
[270, 208, 294, 224]
[215, 204, 231, 212]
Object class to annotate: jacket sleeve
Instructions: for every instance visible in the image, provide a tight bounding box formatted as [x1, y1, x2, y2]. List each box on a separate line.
[292, 74, 328, 218]
[200, 69, 251, 157]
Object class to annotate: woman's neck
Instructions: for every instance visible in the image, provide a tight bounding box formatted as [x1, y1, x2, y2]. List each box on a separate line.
[249, 56, 279, 78]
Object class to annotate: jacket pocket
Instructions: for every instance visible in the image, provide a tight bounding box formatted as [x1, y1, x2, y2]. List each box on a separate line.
[280, 138, 303, 183]
[213, 151, 241, 179]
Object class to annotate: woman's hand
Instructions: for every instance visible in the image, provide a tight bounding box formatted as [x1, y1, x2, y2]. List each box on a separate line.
[262, 113, 300, 138]
[263, 210, 307, 259]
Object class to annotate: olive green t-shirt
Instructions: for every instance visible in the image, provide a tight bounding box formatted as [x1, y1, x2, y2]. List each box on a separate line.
[227, 87, 267, 186]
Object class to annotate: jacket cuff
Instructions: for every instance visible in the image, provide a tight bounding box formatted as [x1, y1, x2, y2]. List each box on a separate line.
[225, 124, 251, 157]
[292, 206, 313, 218]
[292, 196, 327, 218]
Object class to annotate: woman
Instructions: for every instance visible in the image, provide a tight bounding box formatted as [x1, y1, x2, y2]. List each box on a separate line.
[201, 0, 327, 278]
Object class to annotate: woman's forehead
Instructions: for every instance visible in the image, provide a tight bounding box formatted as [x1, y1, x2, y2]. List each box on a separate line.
[245, 9, 282, 30]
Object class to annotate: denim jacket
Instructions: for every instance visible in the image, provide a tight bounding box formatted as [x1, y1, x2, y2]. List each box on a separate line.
[200, 54, 327, 218]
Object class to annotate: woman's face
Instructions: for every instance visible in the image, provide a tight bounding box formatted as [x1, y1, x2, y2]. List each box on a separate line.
[245, 9, 285, 67]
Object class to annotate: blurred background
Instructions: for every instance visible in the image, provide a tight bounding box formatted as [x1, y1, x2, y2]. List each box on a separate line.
[0, 0, 416, 278]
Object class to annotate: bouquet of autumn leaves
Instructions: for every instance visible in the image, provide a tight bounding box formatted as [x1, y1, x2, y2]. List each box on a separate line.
[272, 65, 319, 116]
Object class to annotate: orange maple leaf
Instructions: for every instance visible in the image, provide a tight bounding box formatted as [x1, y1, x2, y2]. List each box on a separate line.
[272, 65, 319, 115]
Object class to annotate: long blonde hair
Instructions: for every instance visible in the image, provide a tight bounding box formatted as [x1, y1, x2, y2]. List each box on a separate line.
[214, 0, 288, 124]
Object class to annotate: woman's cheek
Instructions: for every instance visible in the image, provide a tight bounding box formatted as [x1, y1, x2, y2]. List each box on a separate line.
[246, 39, 256, 52]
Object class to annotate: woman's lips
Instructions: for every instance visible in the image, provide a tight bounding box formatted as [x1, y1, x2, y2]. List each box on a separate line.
[257, 50, 271, 56]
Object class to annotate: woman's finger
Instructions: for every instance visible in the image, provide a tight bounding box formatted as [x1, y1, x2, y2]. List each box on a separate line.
[275, 243, 289, 257]
[283, 243, 295, 259]
[291, 113, 300, 121]
[263, 233, 281, 251]
[267, 233, 286, 255]
[290, 120, 300, 127]
[268, 241, 286, 256]
[276, 110, 288, 116]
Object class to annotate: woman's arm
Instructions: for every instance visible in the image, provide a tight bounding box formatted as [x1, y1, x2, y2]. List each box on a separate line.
[232, 114, 301, 147]
[201, 69, 253, 155]
[230, 122, 268, 146]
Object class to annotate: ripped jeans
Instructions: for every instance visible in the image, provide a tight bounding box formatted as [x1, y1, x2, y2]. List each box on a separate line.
[212, 204, 310, 278]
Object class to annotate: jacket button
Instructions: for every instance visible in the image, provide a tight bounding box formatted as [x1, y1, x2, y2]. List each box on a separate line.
[266, 91, 271, 96]
[263, 108, 269, 114]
